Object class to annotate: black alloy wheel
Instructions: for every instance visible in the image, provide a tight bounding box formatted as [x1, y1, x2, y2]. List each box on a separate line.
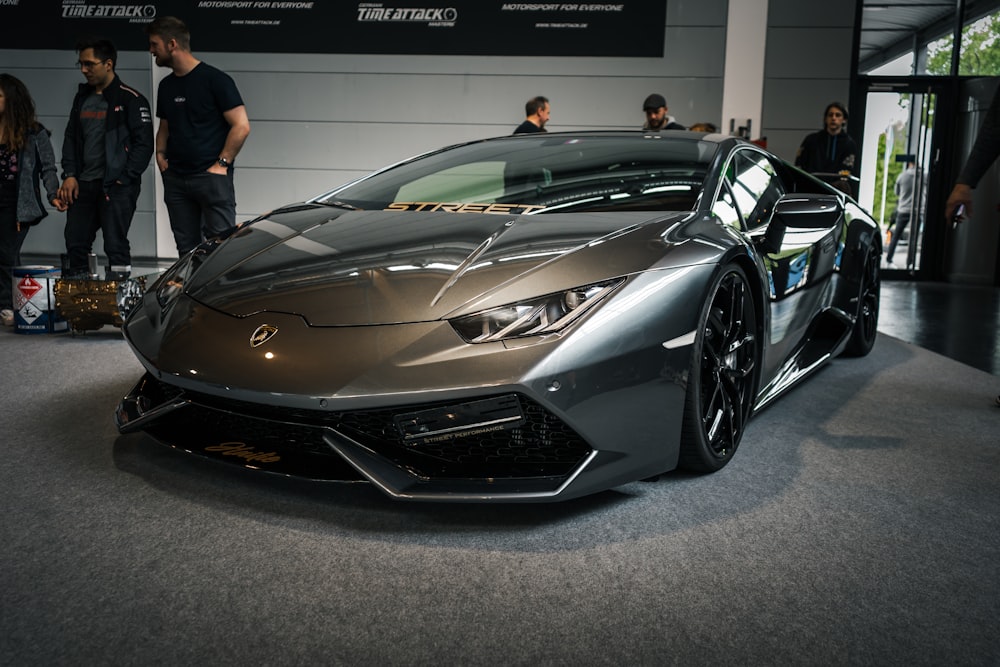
[679, 264, 759, 472]
[844, 243, 880, 357]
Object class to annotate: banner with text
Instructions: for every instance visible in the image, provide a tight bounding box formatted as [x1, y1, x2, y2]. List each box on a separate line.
[1, 1, 666, 57]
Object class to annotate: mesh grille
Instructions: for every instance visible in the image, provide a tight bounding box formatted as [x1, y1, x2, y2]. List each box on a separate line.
[152, 381, 591, 479]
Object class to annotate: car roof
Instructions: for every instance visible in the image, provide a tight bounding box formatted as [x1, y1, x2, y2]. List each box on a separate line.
[494, 129, 735, 144]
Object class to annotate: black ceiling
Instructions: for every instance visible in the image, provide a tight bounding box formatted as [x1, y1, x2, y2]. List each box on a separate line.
[858, 0, 1000, 72]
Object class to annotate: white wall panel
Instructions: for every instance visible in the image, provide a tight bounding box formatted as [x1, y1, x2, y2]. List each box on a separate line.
[668, 0, 730, 24]
[231, 169, 370, 218]
[765, 0, 855, 27]
[764, 28, 855, 79]
[763, 79, 853, 129]
[759, 129, 815, 171]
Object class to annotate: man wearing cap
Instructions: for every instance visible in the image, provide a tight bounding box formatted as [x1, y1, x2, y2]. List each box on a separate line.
[642, 93, 685, 131]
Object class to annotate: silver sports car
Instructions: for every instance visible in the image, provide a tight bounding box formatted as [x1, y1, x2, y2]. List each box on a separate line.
[116, 132, 880, 502]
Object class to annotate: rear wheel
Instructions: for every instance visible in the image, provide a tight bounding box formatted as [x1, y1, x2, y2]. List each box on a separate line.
[843, 244, 880, 357]
[679, 264, 759, 472]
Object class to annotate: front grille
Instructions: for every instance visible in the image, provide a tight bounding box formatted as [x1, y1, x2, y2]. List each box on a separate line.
[151, 381, 591, 480]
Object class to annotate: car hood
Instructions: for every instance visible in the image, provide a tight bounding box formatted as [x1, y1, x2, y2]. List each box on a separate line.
[186, 203, 712, 326]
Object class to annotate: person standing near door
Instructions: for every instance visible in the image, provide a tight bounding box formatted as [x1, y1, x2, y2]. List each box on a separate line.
[945, 85, 1000, 222]
[795, 102, 859, 196]
[146, 16, 250, 255]
[59, 36, 154, 279]
[944, 85, 1000, 407]
[885, 160, 916, 267]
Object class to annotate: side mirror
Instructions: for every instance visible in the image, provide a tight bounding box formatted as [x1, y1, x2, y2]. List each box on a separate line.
[761, 193, 841, 253]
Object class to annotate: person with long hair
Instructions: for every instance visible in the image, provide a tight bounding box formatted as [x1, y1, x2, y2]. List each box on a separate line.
[0, 74, 64, 326]
[795, 101, 859, 196]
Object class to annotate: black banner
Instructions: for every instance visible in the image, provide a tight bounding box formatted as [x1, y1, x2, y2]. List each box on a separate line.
[1, 1, 665, 57]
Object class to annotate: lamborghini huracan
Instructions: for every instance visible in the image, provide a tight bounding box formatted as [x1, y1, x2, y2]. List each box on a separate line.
[115, 131, 880, 502]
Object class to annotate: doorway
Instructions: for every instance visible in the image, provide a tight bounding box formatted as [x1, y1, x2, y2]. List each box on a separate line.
[856, 80, 946, 278]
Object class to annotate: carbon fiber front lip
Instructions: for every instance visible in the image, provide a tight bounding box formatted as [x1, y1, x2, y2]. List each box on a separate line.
[115, 373, 597, 498]
[324, 430, 600, 501]
[115, 374, 189, 434]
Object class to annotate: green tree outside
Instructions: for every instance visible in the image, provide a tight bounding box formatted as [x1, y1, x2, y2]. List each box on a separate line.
[926, 12, 1000, 76]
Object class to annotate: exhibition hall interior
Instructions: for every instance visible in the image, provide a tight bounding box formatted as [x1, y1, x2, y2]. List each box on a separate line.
[2, 0, 999, 664]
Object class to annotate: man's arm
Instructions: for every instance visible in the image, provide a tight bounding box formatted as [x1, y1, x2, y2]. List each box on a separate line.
[124, 92, 155, 184]
[155, 119, 169, 173]
[59, 99, 80, 205]
[208, 105, 250, 175]
[957, 86, 1000, 189]
[948, 86, 1000, 221]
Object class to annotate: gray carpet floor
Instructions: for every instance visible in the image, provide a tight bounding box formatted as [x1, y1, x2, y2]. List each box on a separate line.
[1, 327, 997, 665]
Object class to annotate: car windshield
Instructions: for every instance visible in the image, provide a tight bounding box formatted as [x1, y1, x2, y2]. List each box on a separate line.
[316, 134, 717, 214]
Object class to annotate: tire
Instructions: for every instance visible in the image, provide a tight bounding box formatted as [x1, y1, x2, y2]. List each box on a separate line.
[679, 264, 759, 473]
[843, 243, 880, 357]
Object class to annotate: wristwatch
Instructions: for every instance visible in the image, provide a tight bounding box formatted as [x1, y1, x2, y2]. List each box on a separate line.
[217, 157, 230, 168]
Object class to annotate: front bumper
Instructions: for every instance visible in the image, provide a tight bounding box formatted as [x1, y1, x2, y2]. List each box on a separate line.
[117, 372, 597, 501]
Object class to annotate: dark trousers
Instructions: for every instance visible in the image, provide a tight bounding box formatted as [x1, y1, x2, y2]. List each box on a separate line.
[64, 179, 140, 271]
[887, 210, 911, 263]
[0, 205, 31, 310]
[162, 169, 237, 255]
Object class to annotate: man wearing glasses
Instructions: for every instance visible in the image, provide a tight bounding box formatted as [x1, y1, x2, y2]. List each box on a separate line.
[59, 36, 153, 279]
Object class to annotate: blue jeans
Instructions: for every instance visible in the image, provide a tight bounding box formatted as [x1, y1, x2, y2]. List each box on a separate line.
[162, 169, 237, 255]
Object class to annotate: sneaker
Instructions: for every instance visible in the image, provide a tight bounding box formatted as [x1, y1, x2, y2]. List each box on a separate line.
[0, 309, 13, 327]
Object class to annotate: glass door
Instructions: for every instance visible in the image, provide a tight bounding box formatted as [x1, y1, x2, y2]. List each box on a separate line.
[857, 83, 939, 276]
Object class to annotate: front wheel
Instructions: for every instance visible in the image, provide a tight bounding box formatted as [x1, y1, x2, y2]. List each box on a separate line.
[679, 264, 759, 473]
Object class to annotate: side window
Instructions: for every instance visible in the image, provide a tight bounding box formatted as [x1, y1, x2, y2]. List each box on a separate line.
[712, 180, 742, 229]
[731, 151, 784, 230]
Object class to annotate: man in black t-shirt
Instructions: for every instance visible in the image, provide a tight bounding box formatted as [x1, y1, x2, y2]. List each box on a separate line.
[146, 16, 251, 255]
[513, 97, 550, 134]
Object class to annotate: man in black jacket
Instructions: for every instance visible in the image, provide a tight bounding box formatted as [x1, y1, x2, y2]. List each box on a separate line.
[944, 85, 1000, 407]
[59, 36, 153, 279]
[946, 85, 1000, 222]
[794, 102, 859, 196]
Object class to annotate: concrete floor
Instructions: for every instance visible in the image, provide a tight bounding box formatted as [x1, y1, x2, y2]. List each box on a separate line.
[879, 279, 1000, 376]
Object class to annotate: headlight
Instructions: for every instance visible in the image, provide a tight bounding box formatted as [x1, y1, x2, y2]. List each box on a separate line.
[451, 278, 624, 343]
[153, 247, 207, 311]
